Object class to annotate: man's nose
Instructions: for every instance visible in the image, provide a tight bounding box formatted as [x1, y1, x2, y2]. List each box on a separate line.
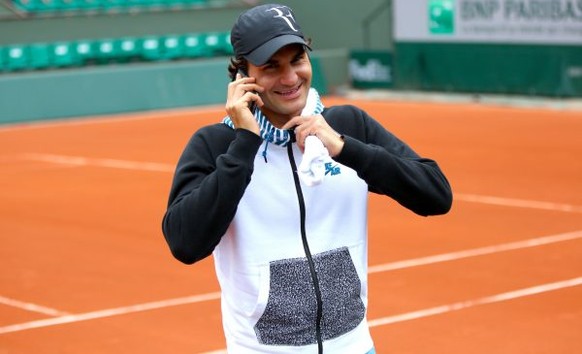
[280, 66, 298, 85]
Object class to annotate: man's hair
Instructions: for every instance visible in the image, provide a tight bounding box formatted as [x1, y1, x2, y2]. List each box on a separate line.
[227, 56, 249, 82]
[227, 39, 312, 81]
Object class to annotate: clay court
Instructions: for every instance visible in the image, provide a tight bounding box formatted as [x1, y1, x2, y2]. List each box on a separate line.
[1, 96, 581, 353]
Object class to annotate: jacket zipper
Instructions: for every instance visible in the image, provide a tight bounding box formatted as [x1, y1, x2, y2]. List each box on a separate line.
[287, 143, 324, 354]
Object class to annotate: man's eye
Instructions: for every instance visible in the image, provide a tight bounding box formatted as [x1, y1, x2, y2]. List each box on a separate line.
[293, 53, 306, 63]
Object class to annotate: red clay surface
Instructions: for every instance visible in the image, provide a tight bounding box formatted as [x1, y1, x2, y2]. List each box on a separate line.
[1, 97, 581, 353]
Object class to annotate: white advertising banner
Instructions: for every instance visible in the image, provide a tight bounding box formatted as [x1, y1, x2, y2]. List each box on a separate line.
[394, 0, 582, 44]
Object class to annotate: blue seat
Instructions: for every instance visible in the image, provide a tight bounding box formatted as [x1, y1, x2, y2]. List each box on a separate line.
[12, 0, 45, 12]
[56, 0, 84, 12]
[28, 43, 52, 70]
[101, 0, 125, 11]
[0, 47, 5, 72]
[204, 32, 221, 55]
[94, 38, 119, 63]
[74, 40, 98, 65]
[204, 31, 233, 56]
[221, 31, 234, 55]
[77, 0, 103, 11]
[5, 45, 30, 71]
[53, 42, 80, 67]
[183, 0, 207, 7]
[141, 0, 167, 9]
[140, 36, 163, 61]
[181, 33, 208, 58]
[33, 0, 61, 12]
[162, 34, 184, 60]
[117, 37, 141, 62]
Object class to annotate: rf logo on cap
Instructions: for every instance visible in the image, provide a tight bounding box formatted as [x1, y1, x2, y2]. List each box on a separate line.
[267, 6, 299, 32]
[230, 3, 310, 66]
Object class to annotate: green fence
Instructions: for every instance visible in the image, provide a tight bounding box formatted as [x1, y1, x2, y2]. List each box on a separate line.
[394, 43, 582, 98]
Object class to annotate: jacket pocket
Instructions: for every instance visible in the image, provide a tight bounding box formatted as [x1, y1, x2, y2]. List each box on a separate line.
[254, 247, 365, 346]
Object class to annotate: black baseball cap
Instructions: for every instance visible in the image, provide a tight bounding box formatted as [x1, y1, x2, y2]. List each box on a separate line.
[230, 4, 311, 66]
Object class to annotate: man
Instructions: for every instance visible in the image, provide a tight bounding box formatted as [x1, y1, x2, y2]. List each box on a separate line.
[162, 4, 452, 353]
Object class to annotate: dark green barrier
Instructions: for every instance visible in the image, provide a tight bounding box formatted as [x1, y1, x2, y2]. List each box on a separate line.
[0, 59, 228, 124]
[394, 42, 582, 98]
[0, 55, 328, 124]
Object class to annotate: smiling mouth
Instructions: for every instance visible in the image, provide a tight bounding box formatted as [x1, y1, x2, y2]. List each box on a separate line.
[276, 83, 302, 97]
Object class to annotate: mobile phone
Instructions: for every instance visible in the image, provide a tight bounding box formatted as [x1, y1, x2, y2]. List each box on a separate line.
[237, 69, 257, 114]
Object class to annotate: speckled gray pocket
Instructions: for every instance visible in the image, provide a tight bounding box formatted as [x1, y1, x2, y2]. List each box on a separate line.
[254, 247, 365, 346]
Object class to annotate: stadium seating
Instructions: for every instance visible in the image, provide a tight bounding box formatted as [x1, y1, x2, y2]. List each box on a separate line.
[117, 37, 142, 62]
[52, 42, 80, 67]
[4, 44, 29, 71]
[140, 36, 164, 61]
[28, 43, 52, 70]
[181, 33, 208, 58]
[162, 34, 183, 60]
[0, 47, 5, 72]
[11, 0, 209, 13]
[74, 39, 97, 65]
[94, 38, 120, 63]
[3, 0, 227, 73]
[0, 30, 233, 73]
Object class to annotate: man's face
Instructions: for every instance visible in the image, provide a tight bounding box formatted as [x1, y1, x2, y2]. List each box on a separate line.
[247, 44, 312, 127]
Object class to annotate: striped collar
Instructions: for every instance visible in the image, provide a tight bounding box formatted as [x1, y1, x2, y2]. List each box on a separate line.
[222, 88, 324, 147]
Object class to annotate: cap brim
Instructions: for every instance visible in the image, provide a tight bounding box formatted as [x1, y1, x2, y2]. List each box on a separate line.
[244, 34, 310, 66]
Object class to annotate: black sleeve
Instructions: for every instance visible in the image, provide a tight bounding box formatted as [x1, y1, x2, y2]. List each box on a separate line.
[161, 125, 263, 264]
[328, 106, 453, 216]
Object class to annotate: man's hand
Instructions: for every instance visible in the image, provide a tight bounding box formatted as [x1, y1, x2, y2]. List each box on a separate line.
[282, 114, 345, 157]
[225, 73, 264, 135]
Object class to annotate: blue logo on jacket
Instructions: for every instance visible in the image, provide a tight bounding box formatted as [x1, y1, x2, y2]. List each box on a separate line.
[325, 162, 341, 176]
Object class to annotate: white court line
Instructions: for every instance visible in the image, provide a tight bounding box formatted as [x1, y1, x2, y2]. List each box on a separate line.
[0, 296, 70, 317]
[22, 153, 174, 173]
[456, 193, 582, 213]
[17, 153, 582, 214]
[1, 230, 580, 335]
[0, 292, 221, 335]
[0, 106, 224, 133]
[198, 277, 582, 354]
[367, 276, 582, 328]
[368, 230, 582, 273]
